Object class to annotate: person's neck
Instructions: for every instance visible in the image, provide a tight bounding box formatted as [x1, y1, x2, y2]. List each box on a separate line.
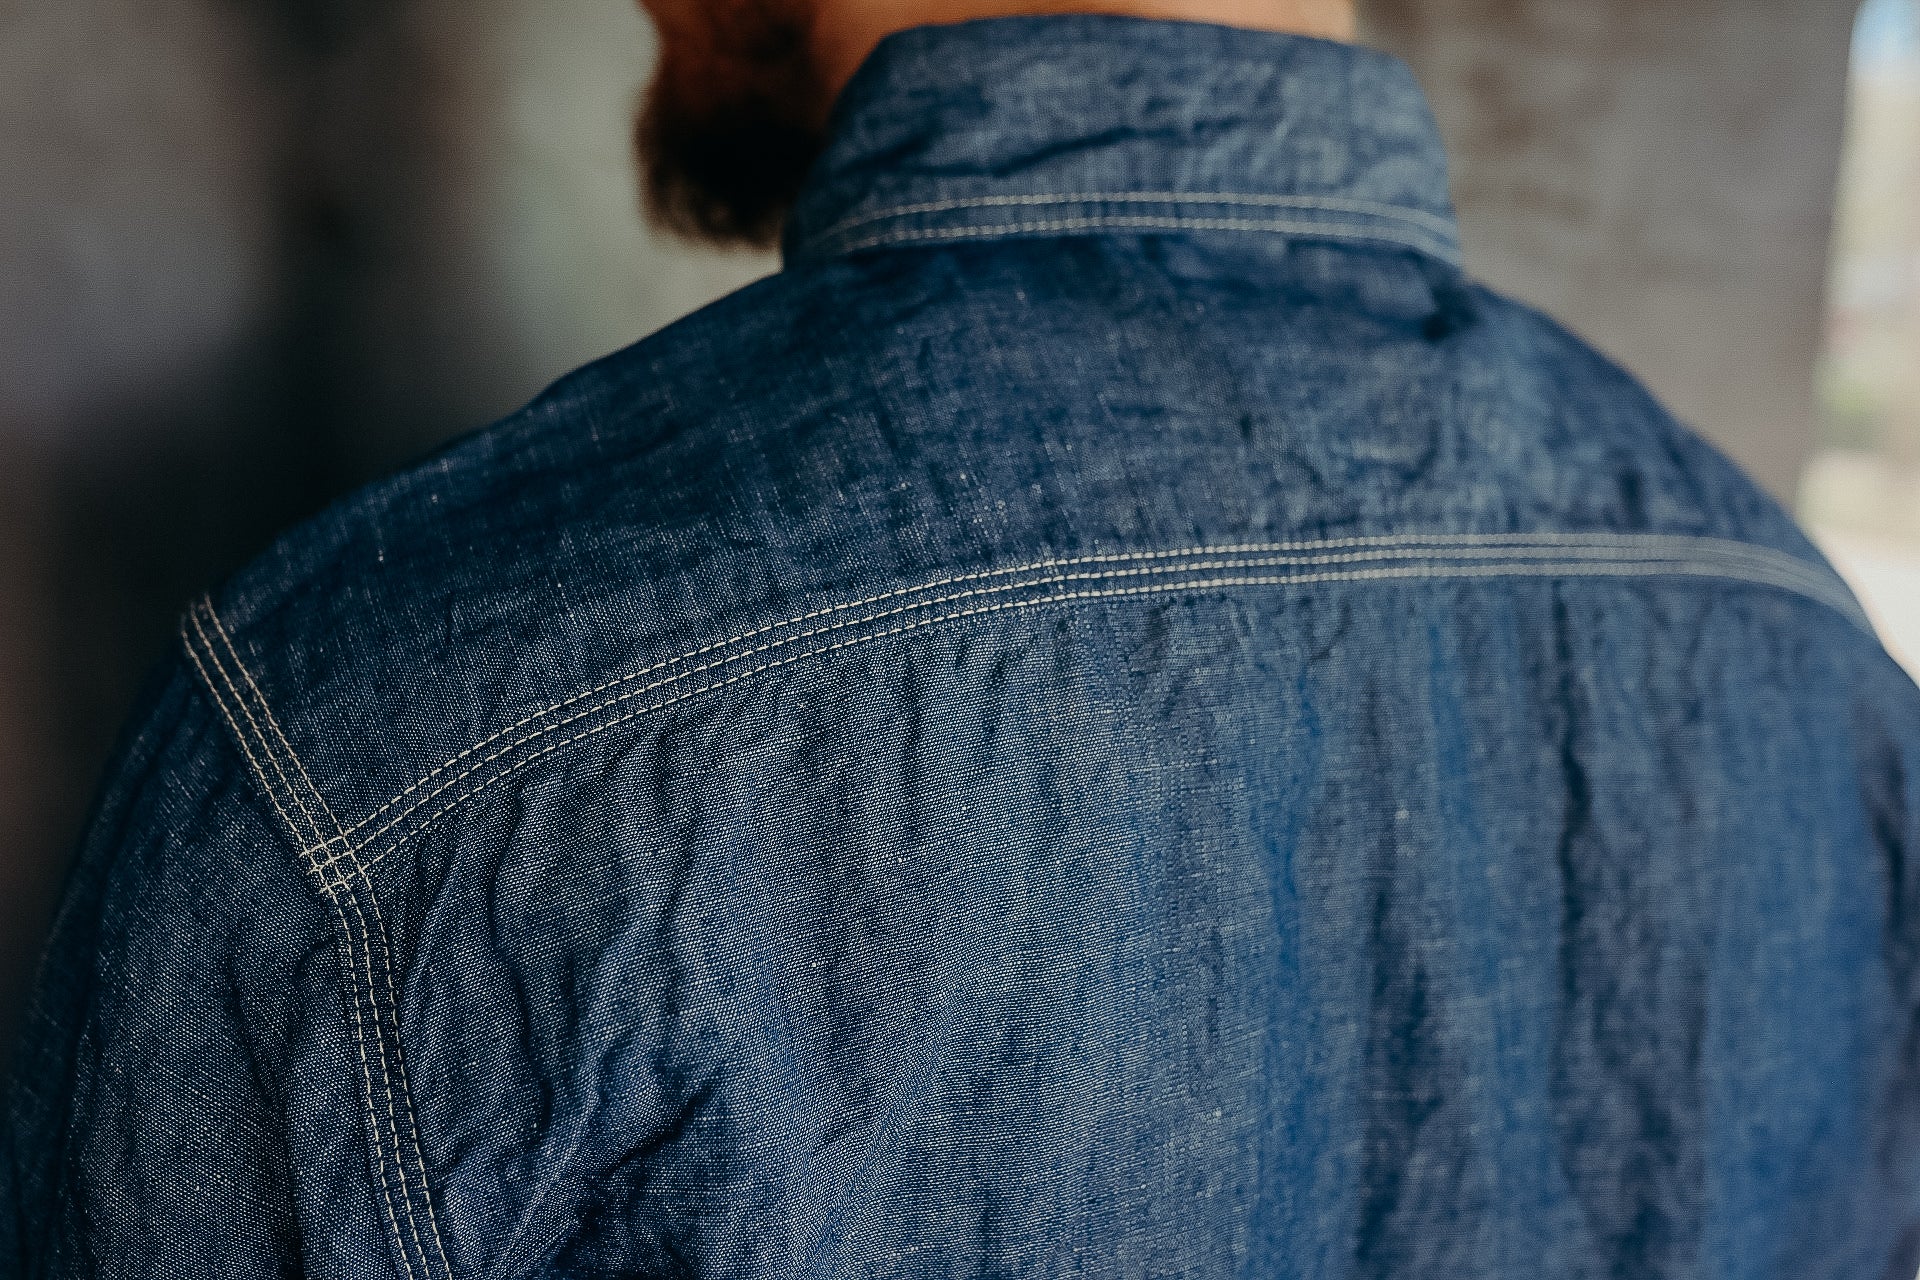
[808, 0, 1357, 102]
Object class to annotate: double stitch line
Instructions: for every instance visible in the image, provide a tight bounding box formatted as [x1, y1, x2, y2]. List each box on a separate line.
[301, 531, 1867, 866]
[822, 214, 1456, 262]
[197, 602, 455, 1280]
[802, 191, 1464, 263]
[316, 537, 1864, 877]
[806, 191, 1463, 246]
[181, 599, 454, 1280]
[178, 532, 1868, 1276]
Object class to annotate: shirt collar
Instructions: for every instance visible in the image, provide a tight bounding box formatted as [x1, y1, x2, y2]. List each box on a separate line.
[782, 14, 1461, 268]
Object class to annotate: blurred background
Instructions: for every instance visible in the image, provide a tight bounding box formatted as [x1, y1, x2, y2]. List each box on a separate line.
[1, 0, 1916, 1040]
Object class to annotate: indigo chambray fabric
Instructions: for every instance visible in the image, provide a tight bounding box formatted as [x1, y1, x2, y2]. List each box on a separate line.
[8, 16, 1920, 1279]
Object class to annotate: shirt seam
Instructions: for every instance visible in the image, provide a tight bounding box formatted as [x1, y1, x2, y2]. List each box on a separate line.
[224, 535, 1864, 885]
[300, 532, 1835, 860]
[810, 213, 1460, 262]
[180, 600, 456, 1280]
[803, 190, 1461, 248]
[178, 536, 1867, 1265]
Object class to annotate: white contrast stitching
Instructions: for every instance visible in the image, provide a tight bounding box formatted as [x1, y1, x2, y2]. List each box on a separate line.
[180, 612, 431, 1280]
[319, 891, 403, 1269]
[207, 604, 345, 843]
[306, 538, 1862, 876]
[332, 877, 436, 1280]
[182, 526, 1865, 1276]
[822, 214, 1458, 260]
[186, 538, 1863, 1258]
[187, 605, 330, 853]
[805, 190, 1461, 248]
[324, 549, 1863, 881]
[303, 537, 1858, 882]
[343, 875, 454, 1280]
[202, 538, 1865, 875]
[178, 618, 308, 853]
[201, 600, 455, 1280]
[312, 533, 1853, 855]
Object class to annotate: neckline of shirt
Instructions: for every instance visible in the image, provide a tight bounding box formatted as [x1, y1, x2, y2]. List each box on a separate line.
[782, 14, 1461, 267]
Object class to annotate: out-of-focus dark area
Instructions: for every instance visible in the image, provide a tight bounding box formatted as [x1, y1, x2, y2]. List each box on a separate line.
[1, 0, 1915, 1040]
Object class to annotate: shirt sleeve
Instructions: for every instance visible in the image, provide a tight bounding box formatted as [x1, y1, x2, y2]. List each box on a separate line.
[1, 660, 340, 1279]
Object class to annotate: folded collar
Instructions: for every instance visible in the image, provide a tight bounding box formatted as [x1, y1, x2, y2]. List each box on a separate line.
[783, 14, 1460, 267]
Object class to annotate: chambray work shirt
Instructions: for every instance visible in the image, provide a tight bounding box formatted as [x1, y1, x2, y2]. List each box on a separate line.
[8, 16, 1920, 1279]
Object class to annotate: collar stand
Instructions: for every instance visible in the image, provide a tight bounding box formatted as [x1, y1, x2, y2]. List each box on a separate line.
[783, 14, 1460, 267]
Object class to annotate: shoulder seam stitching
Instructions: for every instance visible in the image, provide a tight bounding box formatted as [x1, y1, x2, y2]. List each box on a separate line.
[302, 533, 1863, 860]
[198, 601, 456, 1280]
[181, 608, 434, 1279]
[181, 599, 455, 1280]
[176, 534, 1868, 1273]
[273, 535, 1865, 879]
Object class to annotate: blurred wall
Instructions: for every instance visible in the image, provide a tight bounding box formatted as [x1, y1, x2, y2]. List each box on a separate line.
[1366, 0, 1860, 501]
[0, 0, 769, 1035]
[0, 0, 1860, 1038]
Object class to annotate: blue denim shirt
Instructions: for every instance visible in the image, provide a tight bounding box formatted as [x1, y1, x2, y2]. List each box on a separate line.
[9, 16, 1920, 1279]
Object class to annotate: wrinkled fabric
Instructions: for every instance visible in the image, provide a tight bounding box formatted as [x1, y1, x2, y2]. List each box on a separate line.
[7, 15, 1920, 1280]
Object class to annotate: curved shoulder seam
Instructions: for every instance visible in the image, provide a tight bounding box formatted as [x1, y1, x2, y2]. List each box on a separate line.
[234, 533, 1865, 882]
[180, 598, 456, 1280]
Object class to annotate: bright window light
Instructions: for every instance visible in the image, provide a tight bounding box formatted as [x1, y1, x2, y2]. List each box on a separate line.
[1803, 0, 1920, 678]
